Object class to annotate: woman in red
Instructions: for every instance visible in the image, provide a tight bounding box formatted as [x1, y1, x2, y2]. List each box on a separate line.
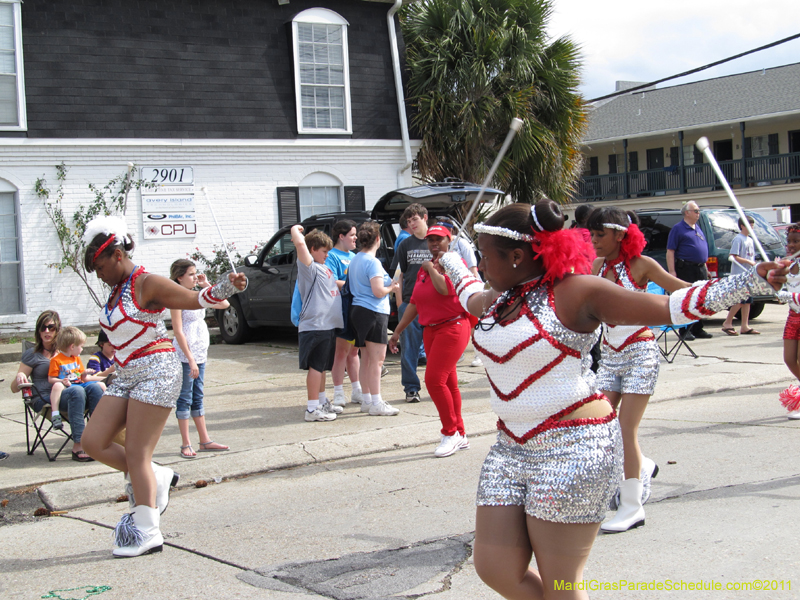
[389, 225, 473, 458]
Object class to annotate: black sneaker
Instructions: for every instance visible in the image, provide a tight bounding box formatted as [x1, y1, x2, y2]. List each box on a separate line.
[693, 329, 713, 339]
[679, 330, 695, 341]
[405, 391, 421, 403]
[0, 451, 9, 461]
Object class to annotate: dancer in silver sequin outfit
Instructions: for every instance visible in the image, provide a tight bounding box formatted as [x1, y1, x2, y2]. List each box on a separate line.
[438, 201, 786, 599]
[80, 216, 247, 558]
[587, 207, 688, 533]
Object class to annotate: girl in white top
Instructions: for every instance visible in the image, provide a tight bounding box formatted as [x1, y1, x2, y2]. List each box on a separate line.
[170, 259, 231, 458]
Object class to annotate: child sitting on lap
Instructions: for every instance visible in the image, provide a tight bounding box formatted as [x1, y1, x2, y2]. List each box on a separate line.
[48, 326, 106, 430]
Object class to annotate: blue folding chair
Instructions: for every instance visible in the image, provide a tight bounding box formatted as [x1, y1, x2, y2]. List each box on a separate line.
[646, 282, 698, 363]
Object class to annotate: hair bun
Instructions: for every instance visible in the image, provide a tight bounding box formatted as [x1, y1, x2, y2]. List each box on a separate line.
[533, 200, 566, 233]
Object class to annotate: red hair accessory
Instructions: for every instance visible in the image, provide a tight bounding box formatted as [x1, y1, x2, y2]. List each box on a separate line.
[618, 223, 647, 262]
[92, 235, 116, 263]
[531, 228, 594, 284]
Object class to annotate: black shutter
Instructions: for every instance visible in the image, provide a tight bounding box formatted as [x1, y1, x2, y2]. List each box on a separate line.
[277, 187, 300, 227]
[608, 154, 617, 174]
[344, 186, 366, 211]
[588, 156, 598, 176]
[744, 137, 752, 159]
[693, 147, 703, 165]
[669, 146, 679, 167]
[628, 151, 638, 172]
[768, 133, 779, 155]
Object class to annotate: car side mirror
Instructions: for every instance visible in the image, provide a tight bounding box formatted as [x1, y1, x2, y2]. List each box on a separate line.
[244, 255, 257, 267]
[265, 267, 279, 275]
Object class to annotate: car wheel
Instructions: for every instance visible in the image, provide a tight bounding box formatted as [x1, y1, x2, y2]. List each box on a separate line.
[731, 302, 764, 321]
[217, 297, 251, 344]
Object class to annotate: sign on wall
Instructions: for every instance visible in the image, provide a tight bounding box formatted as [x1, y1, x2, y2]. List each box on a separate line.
[140, 167, 197, 239]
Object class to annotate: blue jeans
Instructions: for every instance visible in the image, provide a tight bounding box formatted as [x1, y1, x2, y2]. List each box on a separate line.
[176, 362, 205, 420]
[398, 302, 424, 394]
[60, 383, 103, 444]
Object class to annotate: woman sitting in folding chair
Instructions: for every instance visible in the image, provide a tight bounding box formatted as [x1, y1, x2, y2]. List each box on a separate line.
[10, 310, 101, 462]
[588, 207, 689, 533]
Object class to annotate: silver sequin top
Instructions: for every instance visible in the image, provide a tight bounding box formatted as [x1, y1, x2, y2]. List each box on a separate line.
[598, 259, 650, 350]
[99, 266, 173, 367]
[474, 281, 601, 443]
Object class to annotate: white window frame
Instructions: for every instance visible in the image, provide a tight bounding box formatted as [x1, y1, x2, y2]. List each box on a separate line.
[291, 8, 352, 135]
[0, 0, 26, 131]
[0, 181, 24, 315]
[298, 172, 343, 220]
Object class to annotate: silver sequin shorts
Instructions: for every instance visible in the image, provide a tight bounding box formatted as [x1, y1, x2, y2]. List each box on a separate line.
[105, 351, 182, 409]
[596, 339, 660, 396]
[476, 420, 622, 523]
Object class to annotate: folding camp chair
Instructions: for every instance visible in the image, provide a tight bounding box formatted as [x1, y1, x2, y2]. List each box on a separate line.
[21, 382, 74, 461]
[646, 282, 698, 363]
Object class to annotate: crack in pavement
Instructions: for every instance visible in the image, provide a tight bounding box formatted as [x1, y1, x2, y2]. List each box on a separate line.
[651, 472, 800, 505]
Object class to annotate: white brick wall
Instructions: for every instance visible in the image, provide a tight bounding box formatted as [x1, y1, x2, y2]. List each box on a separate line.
[0, 139, 416, 333]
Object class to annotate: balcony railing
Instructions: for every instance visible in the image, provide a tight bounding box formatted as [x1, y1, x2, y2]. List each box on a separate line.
[575, 151, 800, 201]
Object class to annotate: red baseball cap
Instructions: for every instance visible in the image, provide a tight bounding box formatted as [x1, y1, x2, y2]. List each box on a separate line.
[425, 225, 452, 239]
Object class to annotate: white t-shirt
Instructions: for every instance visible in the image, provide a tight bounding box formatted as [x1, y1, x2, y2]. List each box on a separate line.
[296, 260, 343, 332]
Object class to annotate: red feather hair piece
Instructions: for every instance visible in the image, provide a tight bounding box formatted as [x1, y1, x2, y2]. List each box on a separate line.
[531, 228, 594, 284]
[618, 223, 647, 262]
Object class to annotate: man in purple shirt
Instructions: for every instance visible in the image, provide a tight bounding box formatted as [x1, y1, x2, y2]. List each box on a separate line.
[666, 201, 712, 339]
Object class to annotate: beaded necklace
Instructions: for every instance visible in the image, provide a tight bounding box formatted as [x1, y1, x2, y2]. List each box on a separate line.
[477, 276, 543, 331]
[104, 265, 138, 320]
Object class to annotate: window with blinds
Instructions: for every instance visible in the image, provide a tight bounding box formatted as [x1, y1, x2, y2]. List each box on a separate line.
[0, 1, 24, 129]
[0, 191, 22, 314]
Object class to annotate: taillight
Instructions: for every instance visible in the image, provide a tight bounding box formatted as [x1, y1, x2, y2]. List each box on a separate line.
[707, 256, 718, 278]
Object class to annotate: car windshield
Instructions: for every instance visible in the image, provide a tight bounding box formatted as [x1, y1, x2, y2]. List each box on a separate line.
[707, 211, 784, 252]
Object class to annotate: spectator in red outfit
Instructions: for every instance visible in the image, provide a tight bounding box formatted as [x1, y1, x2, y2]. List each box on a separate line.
[389, 225, 473, 458]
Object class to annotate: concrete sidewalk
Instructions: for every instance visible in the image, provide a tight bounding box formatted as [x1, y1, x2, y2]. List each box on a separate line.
[0, 303, 793, 510]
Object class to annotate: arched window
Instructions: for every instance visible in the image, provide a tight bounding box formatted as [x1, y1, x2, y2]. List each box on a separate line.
[298, 172, 342, 220]
[292, 8, 351, 134]
[0, 179, 22, 314]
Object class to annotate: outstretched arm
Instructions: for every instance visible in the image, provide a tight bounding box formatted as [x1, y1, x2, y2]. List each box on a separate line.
[138, 272, 247, 312]
[290, 224, 313, 267]
[638, 255, 689, 293]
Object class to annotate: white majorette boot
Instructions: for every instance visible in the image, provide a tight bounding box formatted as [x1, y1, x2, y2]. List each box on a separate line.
[112, 505, 163, 558]
[601, 478, 645, 533]
[124, 463, 179, 514]
[640, 455, 659, 504]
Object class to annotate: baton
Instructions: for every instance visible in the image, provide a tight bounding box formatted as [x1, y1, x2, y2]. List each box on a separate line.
[200, 186, 237, 274]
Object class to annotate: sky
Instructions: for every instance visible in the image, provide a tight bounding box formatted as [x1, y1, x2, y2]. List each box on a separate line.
[548, 0, 800, 101]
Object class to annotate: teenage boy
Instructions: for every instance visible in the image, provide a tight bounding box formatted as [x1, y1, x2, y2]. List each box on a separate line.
[390, 203, 432, 403]
[721, 216, 759, 336]
[291, 224, 344, 422]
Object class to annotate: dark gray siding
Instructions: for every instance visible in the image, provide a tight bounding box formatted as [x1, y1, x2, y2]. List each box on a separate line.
[22, 0, 402, 139]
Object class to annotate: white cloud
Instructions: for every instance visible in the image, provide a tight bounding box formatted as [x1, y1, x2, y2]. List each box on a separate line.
[548, 0, 800, 99]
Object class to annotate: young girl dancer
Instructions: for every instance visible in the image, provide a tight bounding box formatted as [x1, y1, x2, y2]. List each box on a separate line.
[778, 224, 800, 420]
[438, 201, 784, 600]
[587, 207, 688, 533]
[170, 259, 230, 458]
[81, 216, 246, 558]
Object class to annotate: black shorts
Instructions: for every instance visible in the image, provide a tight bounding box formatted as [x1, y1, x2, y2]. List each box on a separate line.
[298, 329, 336, 372]
[351, 305, 389, 347]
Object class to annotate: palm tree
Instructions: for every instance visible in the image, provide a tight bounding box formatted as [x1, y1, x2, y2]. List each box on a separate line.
[401, 0, 587, 204]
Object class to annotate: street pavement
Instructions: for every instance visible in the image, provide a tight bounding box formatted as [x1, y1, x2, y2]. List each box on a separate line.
[1, 304, 799, 599]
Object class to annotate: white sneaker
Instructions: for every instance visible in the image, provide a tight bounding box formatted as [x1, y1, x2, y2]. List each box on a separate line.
[458, 434, 470, 450]
[434, 434, 463, 458]
[369, 401, 399, 416]
[360, 400, 373, 413]
[789, 410, 800, 420]
[350, 388, 363, 404]
[305, 408, 336, 422]
[321, 400, 343, 415]
[470, 357, 483, 368]
[333, 390, 347, 407]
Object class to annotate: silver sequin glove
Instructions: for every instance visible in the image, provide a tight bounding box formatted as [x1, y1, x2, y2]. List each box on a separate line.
[777, 290, 800, 312]
[669, 267, 776, 325]
[198, 278, 239, 309]
[440, 251, 484, 311]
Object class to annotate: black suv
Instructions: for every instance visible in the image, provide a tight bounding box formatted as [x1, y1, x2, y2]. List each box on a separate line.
[216, 181, 503, 343]
[636, 207, 785, 319]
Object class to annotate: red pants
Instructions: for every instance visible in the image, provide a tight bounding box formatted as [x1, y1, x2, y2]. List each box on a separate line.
[423, 318, 471, 436]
